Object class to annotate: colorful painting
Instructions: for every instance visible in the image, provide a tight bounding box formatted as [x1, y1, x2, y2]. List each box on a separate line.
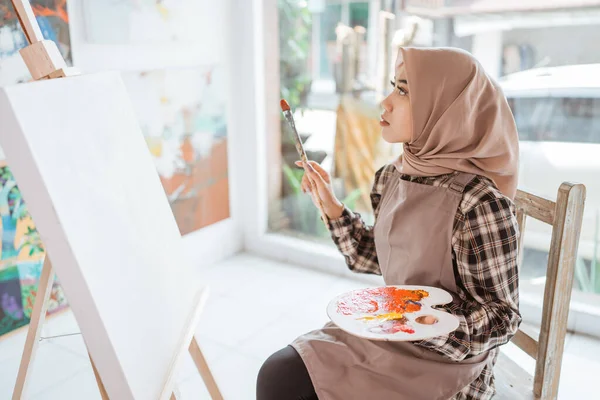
[82, 0, 206, 44]
[327, 285, 460, 341]
[0, 0, 71, 337]
[122, 66, 229, 235]
[0, 0, 71, 85]
[0, 164, 68, 337]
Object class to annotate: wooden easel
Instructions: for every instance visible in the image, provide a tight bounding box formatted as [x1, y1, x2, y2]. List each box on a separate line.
[8, 1, 223, 399]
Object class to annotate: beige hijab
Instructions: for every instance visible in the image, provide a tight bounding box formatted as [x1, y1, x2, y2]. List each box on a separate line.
[393, 47, 519, 199]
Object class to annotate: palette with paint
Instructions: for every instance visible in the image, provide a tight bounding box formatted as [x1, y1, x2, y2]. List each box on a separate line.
[326, 285, 460, 341]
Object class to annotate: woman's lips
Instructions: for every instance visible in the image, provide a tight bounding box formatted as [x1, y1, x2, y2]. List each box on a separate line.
[379, 117, 390, 127]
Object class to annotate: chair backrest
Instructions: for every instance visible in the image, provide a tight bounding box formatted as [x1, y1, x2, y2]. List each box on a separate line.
[513, 183, 586, 399]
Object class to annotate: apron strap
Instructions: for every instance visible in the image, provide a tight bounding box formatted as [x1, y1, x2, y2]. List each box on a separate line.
[448, 173, 477, 195]
[379, 166, 400, 204]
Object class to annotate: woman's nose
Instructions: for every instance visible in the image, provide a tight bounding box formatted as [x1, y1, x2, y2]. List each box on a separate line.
[381, 94, 392, 112]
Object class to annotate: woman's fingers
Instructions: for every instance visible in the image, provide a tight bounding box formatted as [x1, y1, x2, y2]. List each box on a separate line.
[301, 174, 309, 193]
[303, 162, 325, 187]
[296, 160, 331, 195]
[302, 174, 316, 194]
[307, 161, 330, 184]
[295, 160, 331, 184]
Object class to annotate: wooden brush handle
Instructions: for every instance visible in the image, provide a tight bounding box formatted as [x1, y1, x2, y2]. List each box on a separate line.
[284, 110, 330, 228]
[300, 154, 329, 227]
[307, 170, 330, 227]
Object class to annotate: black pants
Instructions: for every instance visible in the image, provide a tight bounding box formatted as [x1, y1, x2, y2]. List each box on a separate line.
[256, 345, 318, 400]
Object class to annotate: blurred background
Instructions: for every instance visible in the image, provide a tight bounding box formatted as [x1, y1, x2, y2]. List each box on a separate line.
[270, 0, 600, 301]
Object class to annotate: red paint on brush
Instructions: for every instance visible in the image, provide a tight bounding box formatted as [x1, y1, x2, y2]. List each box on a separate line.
[280, 99, 291, 111]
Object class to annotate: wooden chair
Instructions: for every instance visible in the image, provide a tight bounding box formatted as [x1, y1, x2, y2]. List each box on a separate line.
[495, 183, 586, 399]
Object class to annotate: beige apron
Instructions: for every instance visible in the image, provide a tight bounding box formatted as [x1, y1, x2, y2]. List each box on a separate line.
[292, 169, 493, 400]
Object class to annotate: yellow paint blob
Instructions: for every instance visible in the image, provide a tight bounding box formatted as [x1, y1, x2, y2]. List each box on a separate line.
[358, 312, 405, 322]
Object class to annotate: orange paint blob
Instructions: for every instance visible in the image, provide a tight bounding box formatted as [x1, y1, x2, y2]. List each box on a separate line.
[337, 287, 429, 335]
[337, 287, 428, 316]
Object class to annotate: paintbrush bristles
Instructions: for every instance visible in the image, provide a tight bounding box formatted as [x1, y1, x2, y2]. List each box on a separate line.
[280, 99, 291, 111]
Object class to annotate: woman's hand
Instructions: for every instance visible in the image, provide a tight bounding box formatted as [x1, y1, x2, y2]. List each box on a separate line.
[295, 160, 345, 219]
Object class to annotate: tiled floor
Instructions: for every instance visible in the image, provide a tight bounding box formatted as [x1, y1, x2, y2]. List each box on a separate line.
[1, 253, 599, 399]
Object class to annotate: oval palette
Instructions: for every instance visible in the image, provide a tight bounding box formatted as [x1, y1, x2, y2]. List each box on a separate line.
[326, 285, 460, 341]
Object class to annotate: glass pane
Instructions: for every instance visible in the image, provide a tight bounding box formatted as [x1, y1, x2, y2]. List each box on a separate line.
[508, 97, 600, 143]
[320, 4, 342, 78]
[349, 2, 370, 37]
[506, 94, 600, 293]
[271, 1, 600, 299]
[273, 0, 383, 241]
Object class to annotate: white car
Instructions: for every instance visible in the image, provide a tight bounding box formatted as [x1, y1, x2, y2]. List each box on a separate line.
[499, 64, 600, 262]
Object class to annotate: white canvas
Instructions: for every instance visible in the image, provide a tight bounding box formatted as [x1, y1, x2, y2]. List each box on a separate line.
[0, 72, 200, 399]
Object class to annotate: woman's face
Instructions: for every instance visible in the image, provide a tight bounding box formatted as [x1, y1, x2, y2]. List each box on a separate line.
[380, 63, 413, 144]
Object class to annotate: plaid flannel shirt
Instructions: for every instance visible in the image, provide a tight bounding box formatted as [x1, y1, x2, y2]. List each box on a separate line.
[329, 164, 521, 400]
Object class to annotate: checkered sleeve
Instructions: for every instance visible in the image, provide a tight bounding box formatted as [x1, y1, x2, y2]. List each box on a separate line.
[328, 165, 392, 275]
[415, 196, 522, 362]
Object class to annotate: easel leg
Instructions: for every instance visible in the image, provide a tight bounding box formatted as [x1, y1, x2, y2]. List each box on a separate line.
[12, 256, 55, 400]
[189, 336, 223, 400]
[89, 352, 110, 400]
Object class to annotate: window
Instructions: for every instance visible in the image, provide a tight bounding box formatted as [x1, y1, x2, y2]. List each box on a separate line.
[270, 1, 600, 300]
[508, 97, 600, 143]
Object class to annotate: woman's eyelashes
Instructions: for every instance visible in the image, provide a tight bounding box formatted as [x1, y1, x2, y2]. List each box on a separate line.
[390, 80, 408, 96]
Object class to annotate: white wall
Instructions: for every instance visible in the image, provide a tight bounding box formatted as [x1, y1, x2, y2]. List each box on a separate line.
[471, 30, 502, 79]
[68, 1, 226, 71]
[66, 0, 243, 268]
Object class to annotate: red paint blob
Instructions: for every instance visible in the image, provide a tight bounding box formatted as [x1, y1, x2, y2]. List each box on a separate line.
[368, 319, 416, 335]
[398, 325, 415, 334]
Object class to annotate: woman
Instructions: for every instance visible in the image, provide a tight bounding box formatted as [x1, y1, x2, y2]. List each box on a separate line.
[257, 47, 522, 400]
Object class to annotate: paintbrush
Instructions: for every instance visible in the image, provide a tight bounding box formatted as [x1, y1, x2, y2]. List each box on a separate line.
[280, 99, 329, 227]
